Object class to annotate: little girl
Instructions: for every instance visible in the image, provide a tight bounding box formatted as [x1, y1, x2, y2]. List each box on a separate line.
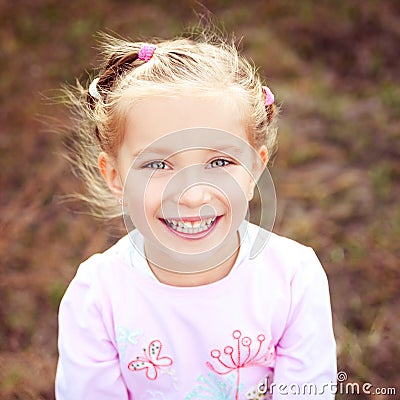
[56, 32, 337, 400]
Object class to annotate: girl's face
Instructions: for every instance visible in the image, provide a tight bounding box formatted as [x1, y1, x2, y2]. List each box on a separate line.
[100, 95, 267, 273]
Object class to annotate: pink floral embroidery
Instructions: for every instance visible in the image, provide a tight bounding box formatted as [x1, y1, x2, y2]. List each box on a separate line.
[128, 340, 173, 380]
[206, 330, 275, 400]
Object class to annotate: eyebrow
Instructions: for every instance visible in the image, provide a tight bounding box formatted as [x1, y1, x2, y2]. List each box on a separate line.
[215, 145, 245, 155]
[132, 145, 245, 160]
[132, 148, 170, 159]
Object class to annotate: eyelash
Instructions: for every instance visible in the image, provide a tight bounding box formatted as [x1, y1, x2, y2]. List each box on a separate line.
[142, 158, 234, 170]
[143, 161, 170, 170]
[208, 158, 233, 168]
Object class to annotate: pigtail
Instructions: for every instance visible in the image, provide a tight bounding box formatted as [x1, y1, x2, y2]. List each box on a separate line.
[266, 103, 277, 125]
[87, 51, 140, 109]
[98, 52, 140, 94]
[86, 49, 146, 147]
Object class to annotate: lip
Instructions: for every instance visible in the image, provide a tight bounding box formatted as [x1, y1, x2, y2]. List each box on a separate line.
[160, 216, 221, 240]
[161, 215, 216, 222]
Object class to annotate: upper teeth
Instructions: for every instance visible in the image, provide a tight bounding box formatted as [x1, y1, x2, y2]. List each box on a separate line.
[164, 217, 216, 233]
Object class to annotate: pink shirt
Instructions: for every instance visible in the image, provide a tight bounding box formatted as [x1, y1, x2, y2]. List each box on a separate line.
[56, 223, 336, 399]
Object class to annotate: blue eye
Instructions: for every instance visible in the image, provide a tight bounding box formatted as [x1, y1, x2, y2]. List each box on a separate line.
[209, 159, 232, 168]
[143, 161, 169, 170]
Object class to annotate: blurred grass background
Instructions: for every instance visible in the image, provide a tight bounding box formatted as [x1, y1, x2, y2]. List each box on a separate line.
[0, 0, 399, 399]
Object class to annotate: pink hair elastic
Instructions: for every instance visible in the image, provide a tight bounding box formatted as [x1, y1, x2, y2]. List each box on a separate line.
[138, 44, 157, 62]
[262, 86, 275, 106]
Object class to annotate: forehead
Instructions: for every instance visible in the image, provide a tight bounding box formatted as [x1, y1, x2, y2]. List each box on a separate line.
[123, 95, 250, 153]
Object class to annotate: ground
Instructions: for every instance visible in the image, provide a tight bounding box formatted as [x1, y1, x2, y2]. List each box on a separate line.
[0, 1, 399, 399]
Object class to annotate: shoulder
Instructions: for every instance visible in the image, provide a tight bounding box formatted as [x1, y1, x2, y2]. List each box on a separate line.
[245, 223, 327, 283]
[61, 234, 134, 305]
[75, 234, 131, 278]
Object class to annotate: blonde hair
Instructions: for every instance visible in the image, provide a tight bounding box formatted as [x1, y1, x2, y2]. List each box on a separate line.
[65, 31, 278, 219]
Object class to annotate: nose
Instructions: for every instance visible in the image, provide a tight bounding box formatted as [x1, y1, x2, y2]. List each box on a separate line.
[167, 164, 213, 209]
[178, 183, 213, 208]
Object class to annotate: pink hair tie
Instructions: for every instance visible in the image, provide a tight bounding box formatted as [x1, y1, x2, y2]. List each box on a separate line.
[138, 44, 157, 62]
[262, 86, 275, 106]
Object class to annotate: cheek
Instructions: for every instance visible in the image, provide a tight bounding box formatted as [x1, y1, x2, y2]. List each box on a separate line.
[124, 172, 172, 227]
[225, 169, 253, 200]
[239, 171, 252, 192]
[142, 182, 164, 218]
[217, 170, 250, 219]
[227, 187, 249, 219]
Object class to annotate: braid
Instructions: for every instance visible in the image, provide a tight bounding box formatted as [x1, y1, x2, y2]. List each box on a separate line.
[87, 51, 141, 145]
[99, 52, 140, 92]
[87, 51, 140, 109]
[265, 104, 276, 125]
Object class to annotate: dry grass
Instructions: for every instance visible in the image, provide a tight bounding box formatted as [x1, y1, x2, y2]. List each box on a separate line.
[0, 1, 399, 399]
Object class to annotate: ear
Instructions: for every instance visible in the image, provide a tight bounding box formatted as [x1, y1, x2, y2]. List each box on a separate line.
[258, 145, 269, 166]
[98, 152, 123, 198]
[247, 145, 269, 201]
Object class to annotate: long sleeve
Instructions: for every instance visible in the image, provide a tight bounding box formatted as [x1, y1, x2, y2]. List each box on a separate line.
[55, 258, 129, 400]
[272, 247, 337, 399]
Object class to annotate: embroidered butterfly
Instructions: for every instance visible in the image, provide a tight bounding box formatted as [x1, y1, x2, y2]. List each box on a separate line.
[116, 327, 142, 362]
[128, 339, 173, 380]
[116, 327, 142, 345]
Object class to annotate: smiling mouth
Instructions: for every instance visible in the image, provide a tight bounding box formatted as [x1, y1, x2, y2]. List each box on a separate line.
[161, 217, 218, 235]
